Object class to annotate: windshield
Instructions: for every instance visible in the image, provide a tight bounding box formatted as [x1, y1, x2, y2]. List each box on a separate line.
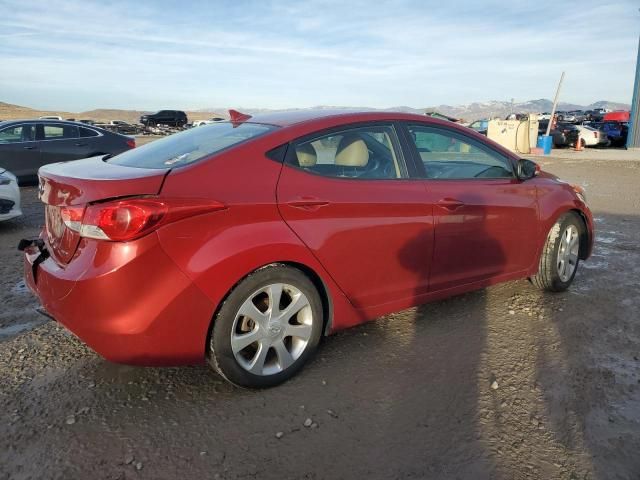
[109, 122, 276, 169]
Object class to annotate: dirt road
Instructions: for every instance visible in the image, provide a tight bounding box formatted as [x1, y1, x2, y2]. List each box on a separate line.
[1, 155, 639, 480]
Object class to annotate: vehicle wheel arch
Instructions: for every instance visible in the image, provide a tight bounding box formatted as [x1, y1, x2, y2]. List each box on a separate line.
[204, 261, 333, 358]
[540, 208, 589, 261]
[569, 208, 590, 260]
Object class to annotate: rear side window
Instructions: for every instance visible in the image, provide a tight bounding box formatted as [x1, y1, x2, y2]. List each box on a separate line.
[43, 124, 79, 140]
[109, 122, 275, 169]
[288, 125, 404, 179]
[79, 127, 99, 138]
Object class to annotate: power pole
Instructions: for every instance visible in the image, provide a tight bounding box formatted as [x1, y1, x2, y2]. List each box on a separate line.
[546, 72, 565, 136]
[627, 34, 640, 149]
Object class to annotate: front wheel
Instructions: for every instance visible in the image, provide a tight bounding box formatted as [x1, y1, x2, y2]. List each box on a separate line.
[208, 265, 323, 388]
[530, 213, 583, 292]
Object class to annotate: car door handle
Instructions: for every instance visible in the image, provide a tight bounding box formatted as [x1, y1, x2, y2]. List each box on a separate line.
[437, 198, 465, 211]
[75, 142, 88, 147]
[23, 146, 35, 150]
[286, 198, 330, 211]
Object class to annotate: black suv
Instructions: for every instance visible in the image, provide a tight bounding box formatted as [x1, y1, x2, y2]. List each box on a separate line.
[140, 110, 188, 127]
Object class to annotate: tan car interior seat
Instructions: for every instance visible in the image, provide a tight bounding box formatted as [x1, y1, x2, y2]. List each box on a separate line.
[335, 134, 369, 167]
[295, 143, 317, 167]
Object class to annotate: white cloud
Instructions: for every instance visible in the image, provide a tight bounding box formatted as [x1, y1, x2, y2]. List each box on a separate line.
[0, 0, 637, 110]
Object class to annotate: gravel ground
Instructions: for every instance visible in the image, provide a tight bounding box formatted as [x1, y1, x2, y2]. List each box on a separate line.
[1, 154, 639, 480]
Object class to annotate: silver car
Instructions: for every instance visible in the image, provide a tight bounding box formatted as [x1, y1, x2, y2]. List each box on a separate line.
[0, 168, 21, 222]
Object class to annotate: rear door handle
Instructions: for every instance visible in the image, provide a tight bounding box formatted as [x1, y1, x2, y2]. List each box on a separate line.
[23, 146, 35, 150]
[286, 197, 330, 211]
[437, 198, 465, 211]
[75, 142, 88, 147]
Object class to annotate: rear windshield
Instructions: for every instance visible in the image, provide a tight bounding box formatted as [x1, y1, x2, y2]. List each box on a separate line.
[109, 122, 275, 169]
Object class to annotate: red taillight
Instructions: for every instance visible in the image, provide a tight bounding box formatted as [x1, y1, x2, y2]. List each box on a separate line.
[60, 206, 85, 232]
[79, 197, 225, 242]
[82, 200, 167, 241]
[126, 138, 136, 148]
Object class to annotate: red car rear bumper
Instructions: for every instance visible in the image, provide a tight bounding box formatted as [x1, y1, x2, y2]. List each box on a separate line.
[24, 233, 215, 366]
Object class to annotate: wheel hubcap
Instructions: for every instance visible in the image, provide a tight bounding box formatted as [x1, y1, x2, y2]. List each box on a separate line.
[231, 283, 313, 376]
[557, 224, 580, 282]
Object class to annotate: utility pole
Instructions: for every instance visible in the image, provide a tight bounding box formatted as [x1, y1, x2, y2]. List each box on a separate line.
[546, 72, 565, 136]
[627, 33, 640, 149]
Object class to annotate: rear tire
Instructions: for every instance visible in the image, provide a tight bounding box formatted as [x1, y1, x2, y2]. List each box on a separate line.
[530, 213, 583, 292]
[208, 265, 323, 388]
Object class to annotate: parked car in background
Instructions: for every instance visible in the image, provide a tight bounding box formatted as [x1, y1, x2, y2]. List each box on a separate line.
[97, 120, 138, 135]
[140, 110, 188, 127]
[192, 117, 226, 127]
[603, 111, 630, 123]
[592, 121, 628, 147]
[568, 111, 586, 123]
[79, 119, 97, 125]
[0, 168, 21, 222]
[538, 112, 552, 121]
[21, 110, 593, 388]
[467, 119, 488, 135]
[584, 110, 604, 122]
[39, 116, 63, 121]
[538, 121, 579, 147]
[0, 120, 135, 184]
[556, 111, 576, 123]
[575, 124, 610, 148]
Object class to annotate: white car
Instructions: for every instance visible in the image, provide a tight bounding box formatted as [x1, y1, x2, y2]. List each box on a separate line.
[192, 117, 226, 127]
[38, 115, 63, 121]
[0, 168, 21, 222]
[575, 125, 610, 147]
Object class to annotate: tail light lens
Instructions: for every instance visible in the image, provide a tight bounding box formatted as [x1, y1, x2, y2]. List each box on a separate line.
[70, 197, 224, 242]
[126, 138, 136, 148]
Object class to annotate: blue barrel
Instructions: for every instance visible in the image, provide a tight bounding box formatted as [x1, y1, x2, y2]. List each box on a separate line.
[537, 135, 553, 155]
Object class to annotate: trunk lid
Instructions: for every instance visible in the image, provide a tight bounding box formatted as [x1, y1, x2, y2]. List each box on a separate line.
[39, 156, 169, 264]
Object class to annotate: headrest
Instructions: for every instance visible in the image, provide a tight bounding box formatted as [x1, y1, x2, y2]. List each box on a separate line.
[335, 134, 369, 167]
[295, 143, 317, 167]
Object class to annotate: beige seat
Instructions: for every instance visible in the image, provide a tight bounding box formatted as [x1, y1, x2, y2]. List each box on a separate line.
[295, 143, 317, 167]
[335, 134, 369, 167]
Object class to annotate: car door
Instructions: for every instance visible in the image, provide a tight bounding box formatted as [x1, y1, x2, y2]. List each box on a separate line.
[0, 123, 40, 179]
[38, 123, 89, 164]
[401, 123, 539, 292]
[277, 123, 434, 310]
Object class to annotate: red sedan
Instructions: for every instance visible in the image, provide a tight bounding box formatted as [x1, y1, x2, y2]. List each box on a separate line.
[22, 110, 594, 388]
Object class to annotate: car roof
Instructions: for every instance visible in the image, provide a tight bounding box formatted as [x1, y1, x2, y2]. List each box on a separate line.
[243, 109, 437, 127]
[0, 119, 99, 127]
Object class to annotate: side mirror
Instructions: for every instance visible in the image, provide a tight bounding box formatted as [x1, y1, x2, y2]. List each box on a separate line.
[517, 159, 539, 180]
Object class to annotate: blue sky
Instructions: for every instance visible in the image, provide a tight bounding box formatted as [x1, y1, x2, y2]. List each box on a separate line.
[0, 0, 638, 111]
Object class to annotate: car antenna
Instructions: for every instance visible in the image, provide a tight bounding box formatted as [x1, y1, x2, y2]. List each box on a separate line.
[228, 109, 252, 126]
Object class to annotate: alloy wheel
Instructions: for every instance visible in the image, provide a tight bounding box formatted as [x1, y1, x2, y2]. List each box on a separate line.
[557, 224, 579, 282]
[231, 283, 313, 376]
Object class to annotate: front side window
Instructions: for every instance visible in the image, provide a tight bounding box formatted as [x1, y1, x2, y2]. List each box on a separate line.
[407, 125, 513, 180]
[109, 122, 275, 169]
[289, 125, 403, 179]
[0, 125, 24, 143]
[0, 124, 36, 143]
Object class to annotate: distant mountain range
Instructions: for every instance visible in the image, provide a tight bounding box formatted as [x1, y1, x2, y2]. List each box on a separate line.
[200, 99, 631, 121]
[1, 99, 631, 124]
